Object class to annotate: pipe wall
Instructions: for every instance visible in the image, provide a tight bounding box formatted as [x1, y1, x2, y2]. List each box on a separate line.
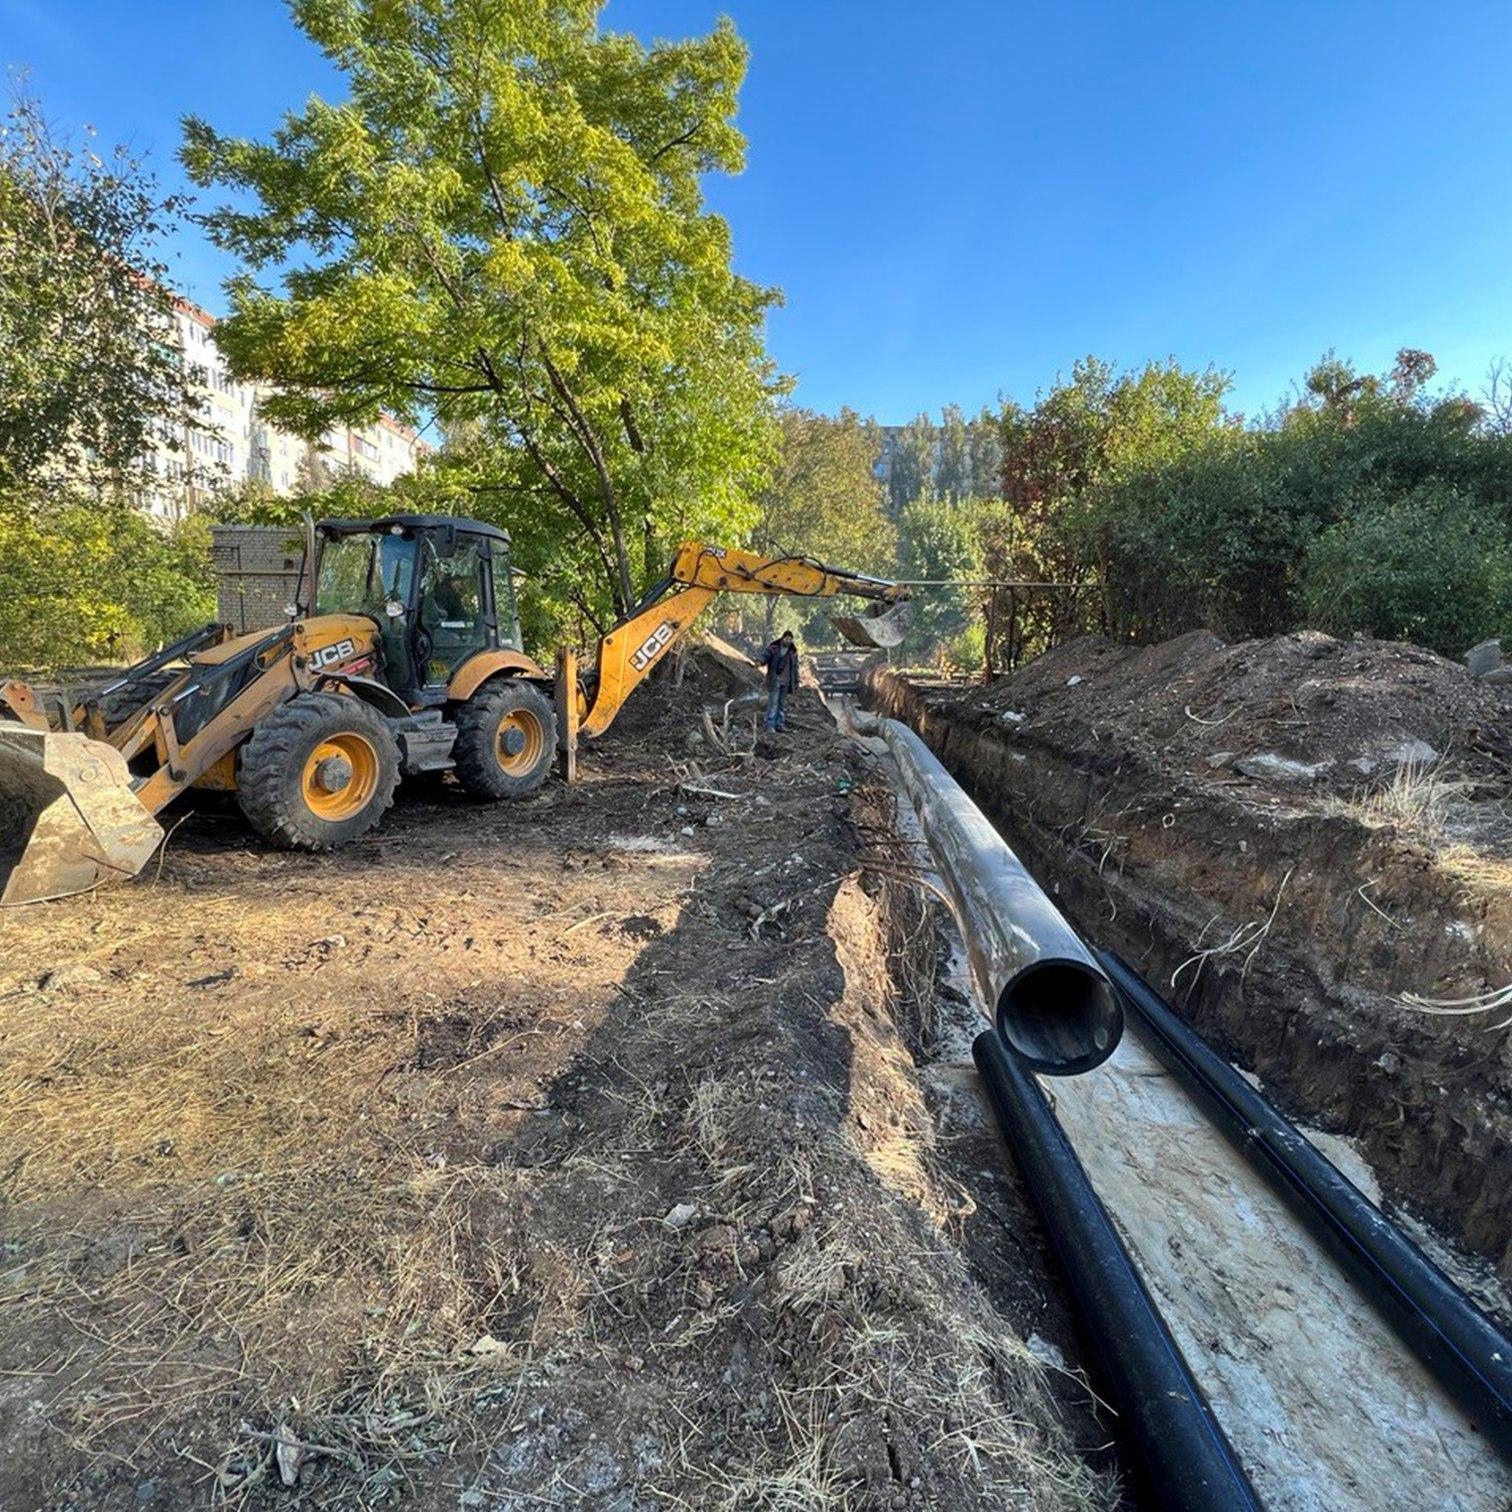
[855, 709, 1120, 1073]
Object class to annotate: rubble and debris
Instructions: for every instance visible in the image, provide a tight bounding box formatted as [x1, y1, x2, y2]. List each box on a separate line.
[1466, 638, 1512, 685]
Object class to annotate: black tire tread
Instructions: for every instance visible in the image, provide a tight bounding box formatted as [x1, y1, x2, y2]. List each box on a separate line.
[236, 693, 400, 850]
[452, 680, 555, 800]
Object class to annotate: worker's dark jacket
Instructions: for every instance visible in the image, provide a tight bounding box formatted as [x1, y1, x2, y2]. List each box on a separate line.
[760, 641, 799, 692]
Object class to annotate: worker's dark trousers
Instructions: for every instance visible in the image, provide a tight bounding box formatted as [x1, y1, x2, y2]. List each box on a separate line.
[764, 682, 789, 730]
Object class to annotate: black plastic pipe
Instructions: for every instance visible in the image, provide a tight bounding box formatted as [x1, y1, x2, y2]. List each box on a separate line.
[1100, 949, 1512, 1464]
[972, 1030, 1262, 1511]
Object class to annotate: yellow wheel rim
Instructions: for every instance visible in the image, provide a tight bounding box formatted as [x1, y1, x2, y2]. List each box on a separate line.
[301, 732, 380, 821]
[496, 709, 546, 776]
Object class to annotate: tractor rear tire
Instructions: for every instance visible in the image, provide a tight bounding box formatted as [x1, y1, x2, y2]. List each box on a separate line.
[237, 693, 400, 851]
[452, 680, 555, 800]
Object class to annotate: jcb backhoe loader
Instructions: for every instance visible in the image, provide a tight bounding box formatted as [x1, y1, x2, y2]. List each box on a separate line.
[0, 518, 909, 905]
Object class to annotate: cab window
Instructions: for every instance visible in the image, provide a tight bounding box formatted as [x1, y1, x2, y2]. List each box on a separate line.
[418, 535, 490, 684]
[315, 531, 415, 616]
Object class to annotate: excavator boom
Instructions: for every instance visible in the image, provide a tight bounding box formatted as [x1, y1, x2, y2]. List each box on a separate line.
[663, 543, 902, 601]
[579, 543, 910, 738]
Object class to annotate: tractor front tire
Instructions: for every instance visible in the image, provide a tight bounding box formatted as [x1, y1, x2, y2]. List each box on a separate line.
[237, 693, 400, 851]
[452, 680, 556, 800]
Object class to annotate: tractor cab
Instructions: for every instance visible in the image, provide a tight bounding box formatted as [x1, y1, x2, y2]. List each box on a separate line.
[311, 515, 524, 703]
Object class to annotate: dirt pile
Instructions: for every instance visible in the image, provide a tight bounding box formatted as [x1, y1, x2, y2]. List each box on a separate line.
[974, 629, 1512, 799]
[0, 669, 1113, 1508]
[865, 631, 1512, 1284]
[602, 634, 764, 743]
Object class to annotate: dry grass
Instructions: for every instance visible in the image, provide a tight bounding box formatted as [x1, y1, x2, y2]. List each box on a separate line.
[0, 835, 677, 1501]
[2, 1158, 539, 1489]
[1439, 844, 1512, 900]
[676, 1206, 1112, 1511]
[1, 984, 393, 1202]
[1323, 759, 1477, 846]
[1325, 760, 1512, 910]
[691, 1384, 856, 1511]
[687, 1073, 739, 1173]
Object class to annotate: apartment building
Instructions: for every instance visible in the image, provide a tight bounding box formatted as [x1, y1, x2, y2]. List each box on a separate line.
[146, 299, 430, 517]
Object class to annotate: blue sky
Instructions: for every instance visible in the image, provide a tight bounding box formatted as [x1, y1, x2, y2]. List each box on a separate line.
[4, 0, 1510, 421]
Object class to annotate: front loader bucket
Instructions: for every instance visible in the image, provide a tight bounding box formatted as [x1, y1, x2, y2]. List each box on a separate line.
[831, 599, 913, 650]
[0, 727, 163, 905]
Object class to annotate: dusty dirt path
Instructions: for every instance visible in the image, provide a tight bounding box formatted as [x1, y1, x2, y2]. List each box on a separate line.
[0, 664, 1116, 1510]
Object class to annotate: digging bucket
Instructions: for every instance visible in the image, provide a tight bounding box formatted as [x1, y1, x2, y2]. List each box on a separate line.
[0, 726, 163, 905]
[830, 599, 913, 650]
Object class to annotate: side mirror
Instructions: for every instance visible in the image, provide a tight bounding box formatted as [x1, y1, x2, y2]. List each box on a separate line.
[385, 599, 406, 619]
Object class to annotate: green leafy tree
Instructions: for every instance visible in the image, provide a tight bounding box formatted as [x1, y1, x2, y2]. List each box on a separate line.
[1301, 484, 1511, 655]
[936, 403, 970, 502]
[181, 0, 781, 623]
[0, 494, 214, 667]
[966, 405, 1003, 500]
[0, 84, 191, 489]
[898, 494, 984, 663]
[1087, 348, 1512, 644]
[885, 413, 936, 513]
[752, 406, 894, 641]
[991, 357, 1231, 644]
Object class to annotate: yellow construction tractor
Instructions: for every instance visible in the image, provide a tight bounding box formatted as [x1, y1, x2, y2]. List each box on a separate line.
[0, 516, 909, 905]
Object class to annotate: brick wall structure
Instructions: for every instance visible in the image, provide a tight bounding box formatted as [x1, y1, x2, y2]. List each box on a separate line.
[211, 525, 309, 635]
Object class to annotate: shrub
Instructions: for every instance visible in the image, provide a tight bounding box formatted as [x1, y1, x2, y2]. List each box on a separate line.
[0, 494, 216, 671]
[1299, 484, 1512, 655]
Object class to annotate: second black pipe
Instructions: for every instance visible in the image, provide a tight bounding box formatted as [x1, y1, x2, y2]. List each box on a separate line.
[972, 1029, 1262, 1511]
[1101, 949, 1512, 1464]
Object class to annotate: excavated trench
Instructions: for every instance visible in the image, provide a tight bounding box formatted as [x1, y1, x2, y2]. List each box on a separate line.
[842, 678, 1512, 1509]
[863, 663, 1512, 1297]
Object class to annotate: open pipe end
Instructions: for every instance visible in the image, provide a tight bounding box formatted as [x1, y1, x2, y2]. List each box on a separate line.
[997, 959, 1123, 1075]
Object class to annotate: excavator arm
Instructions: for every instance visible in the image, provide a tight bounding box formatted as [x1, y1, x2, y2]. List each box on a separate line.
[578, 543, 910, 738]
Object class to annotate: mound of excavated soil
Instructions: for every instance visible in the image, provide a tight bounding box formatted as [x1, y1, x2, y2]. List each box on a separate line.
[0, 670, 1114, 1509]
[866, 633, 1512, 1285]
[600, 634, 765, 742]
[977, 629, 1512, 798]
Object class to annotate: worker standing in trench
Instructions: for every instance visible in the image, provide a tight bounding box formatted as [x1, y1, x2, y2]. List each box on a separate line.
[758, 629, 799, 731]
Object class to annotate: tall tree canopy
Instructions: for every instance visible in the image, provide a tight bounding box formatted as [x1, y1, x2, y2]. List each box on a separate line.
[756, 407, 892, 567]
[752, 406, 893, 640]
[1074, 349, 1512, 651]
[182, 0, 782, 621]
[0, 86, 188, 491]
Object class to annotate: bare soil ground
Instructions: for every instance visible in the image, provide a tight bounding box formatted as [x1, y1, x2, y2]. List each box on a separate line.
[866, 629, 1512, 1287]
[0, 649, 1116, 1510]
